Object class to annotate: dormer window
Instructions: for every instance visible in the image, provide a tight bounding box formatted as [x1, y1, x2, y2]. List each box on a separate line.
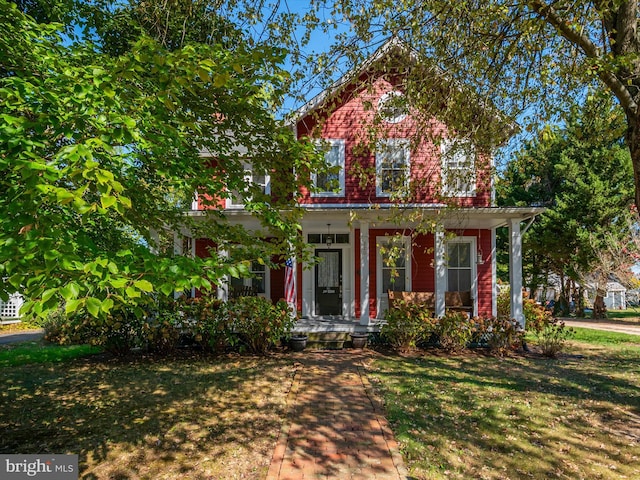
[441, 139, 476, 197]
[312, 139, 345, 197]
[376, 139, 410, 197]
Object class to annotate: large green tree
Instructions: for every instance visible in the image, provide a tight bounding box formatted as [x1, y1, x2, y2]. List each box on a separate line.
[497, 94, 634, 314]
[275, 0, 640, 208]
[0, 0, 319, 318]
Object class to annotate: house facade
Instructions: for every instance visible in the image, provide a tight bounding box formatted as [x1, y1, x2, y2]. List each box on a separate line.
[185, 40, 543, 328]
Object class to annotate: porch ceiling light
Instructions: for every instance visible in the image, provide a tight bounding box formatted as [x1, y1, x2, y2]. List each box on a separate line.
[326, 224, 332, 248]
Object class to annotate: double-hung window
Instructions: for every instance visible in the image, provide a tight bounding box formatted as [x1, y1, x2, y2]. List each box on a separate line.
[230, 261, 267, 295]
[441, 139, 476, 197]
[447, 241, 472, 292]
[229, 164, 270, 208]
[312, 139, 345, 197]
[376, 139, 410, 197]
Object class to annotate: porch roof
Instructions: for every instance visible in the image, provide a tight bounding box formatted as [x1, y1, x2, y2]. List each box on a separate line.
[186, 205, 544, 230]
[299, 205, 545, 230]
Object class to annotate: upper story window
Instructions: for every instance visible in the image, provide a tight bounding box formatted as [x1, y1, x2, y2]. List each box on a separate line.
[377, 91, 408, 124]
[312, 139, 345, 197]
[376, 139, 410, 197]
[229, 164, 270, 208]
[441, 139, 476, 197]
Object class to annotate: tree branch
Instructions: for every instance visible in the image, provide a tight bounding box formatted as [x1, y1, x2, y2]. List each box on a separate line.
[530, 0, 638, 114]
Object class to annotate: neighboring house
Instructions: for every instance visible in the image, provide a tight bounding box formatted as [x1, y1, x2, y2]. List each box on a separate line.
[184, 39, 543, 327]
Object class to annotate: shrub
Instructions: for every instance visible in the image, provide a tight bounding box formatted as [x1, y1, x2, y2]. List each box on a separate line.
[381, 300, 435, 352]
[227, 297, 295, 355]
[475, 316, 524, 355]
[531, 318, 575, 358]
[99, 308, 146, 356]
[436, 311, 474, 352]
[43, 306, 145, 356]
[180, 295, 230, 353]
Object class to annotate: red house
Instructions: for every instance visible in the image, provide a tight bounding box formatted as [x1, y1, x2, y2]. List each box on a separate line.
[188, 39, 542, 328]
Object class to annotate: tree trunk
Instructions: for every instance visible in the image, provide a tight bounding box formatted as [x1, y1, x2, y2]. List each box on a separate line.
[593, 291, 607, 319]
[625, 109, 640, 209]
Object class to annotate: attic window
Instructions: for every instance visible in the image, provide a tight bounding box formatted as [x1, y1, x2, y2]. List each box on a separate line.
[378, 91, 408, 124]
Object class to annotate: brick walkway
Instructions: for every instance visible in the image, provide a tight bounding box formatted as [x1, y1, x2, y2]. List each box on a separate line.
[267, 351, 407, 480]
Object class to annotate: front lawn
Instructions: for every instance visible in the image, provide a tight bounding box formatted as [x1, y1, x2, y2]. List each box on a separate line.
[0, 350, 295, 479]
[367, 336, 640, 479]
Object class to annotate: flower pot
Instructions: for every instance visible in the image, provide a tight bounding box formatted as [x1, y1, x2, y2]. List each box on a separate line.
[350, 332, 368, 349]
[290, 335, 308, 352]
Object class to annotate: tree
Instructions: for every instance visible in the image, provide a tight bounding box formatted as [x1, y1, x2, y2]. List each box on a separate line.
[284, 0, 640, 208]
[0, 0, 320, 318]
[497, 94, 635, 316]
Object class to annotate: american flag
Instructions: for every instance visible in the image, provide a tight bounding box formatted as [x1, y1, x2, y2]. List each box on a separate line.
[284, 258, 296, 304]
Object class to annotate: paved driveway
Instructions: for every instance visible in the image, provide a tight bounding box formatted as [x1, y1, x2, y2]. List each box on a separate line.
[561, 319, 640, 336]
[0, 329, 44, 345]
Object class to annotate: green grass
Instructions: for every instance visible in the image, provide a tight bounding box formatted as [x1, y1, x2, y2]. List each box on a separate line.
[571, 326, 640, 346]
[605, 309, 640, 321]
[0, 341, 102, 367]
[368, 342, 640, 480]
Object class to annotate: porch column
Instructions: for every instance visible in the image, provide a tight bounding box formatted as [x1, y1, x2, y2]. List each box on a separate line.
[173, 231, 183, 299]
[359, 221, 370, 325]
[217, 248, 229, 302]
[509, 218, 525, 329]
[434, 227, 446, 317]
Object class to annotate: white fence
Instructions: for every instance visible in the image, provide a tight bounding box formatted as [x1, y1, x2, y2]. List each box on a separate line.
[0, 293, 24, 322]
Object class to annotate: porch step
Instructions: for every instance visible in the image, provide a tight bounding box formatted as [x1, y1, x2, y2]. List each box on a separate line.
[305, 331, 351, 350]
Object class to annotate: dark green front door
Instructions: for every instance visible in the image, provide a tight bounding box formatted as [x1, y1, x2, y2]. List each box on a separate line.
[315, 249, 342, 316]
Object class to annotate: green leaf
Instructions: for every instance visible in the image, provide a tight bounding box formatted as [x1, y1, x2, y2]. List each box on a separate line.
[60, 282, 80, 301]
[134, 279, 153, 292]
[86, 297, 101, 317]
[101, 297, 114, 312]
[101, 195, 117, 209]
[110, 278, 128, 289]
[65, 298, 83, 314]
[41, 288, 57, 303]
[126, 286, 141, 298]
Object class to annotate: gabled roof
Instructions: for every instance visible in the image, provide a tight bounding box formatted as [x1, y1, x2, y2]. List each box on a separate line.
[289, 37, 514, 145]
[289, 37, 421, 123]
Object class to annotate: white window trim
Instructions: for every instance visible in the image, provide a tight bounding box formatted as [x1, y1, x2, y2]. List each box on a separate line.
[226, 164, 271, 209]
[441, 138, 477, 197]
[445, 236, 478, 313]
[311, 139, 346, 197]
[376, 139, 410, 198]
[376, 235, 411, 317]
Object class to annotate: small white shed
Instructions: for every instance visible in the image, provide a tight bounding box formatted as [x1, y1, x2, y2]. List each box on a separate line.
[603, 281, 626, 310]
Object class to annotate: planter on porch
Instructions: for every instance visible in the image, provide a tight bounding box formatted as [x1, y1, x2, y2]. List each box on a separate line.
[289, 335, 308, 352]
[350, 332, 368, 349]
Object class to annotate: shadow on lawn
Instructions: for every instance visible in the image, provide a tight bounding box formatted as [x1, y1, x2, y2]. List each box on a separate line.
[369, 349, 640, 479]
[0, 352, 296, 479]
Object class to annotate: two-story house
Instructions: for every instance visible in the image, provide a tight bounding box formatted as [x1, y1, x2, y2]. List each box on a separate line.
[185, 39, 543, 328]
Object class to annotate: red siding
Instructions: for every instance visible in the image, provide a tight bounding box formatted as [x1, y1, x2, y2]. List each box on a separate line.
[296, 76, 491, 208]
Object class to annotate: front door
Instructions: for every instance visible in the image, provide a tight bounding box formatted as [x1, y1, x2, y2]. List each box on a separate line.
[315, 249, 342, 316]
